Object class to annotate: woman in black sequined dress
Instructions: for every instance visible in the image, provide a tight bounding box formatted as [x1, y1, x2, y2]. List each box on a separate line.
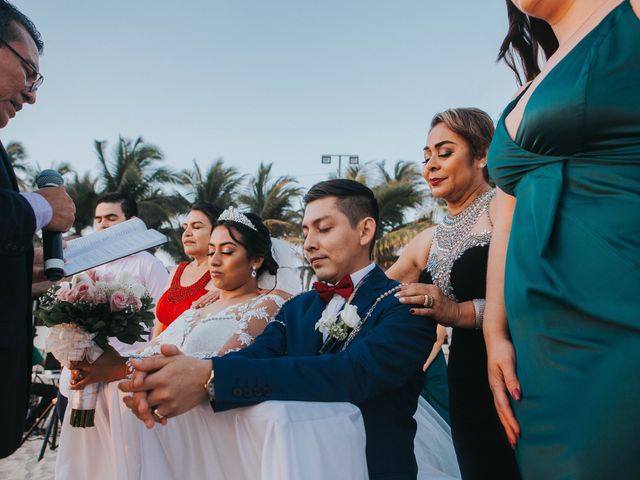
[388, 108, 520, 479]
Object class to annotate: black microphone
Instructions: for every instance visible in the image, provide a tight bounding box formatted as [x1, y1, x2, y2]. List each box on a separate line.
[36, 169, 65, 281]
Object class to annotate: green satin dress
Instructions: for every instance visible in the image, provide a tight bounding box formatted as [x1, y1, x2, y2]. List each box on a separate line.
[487, 2, 640, 478]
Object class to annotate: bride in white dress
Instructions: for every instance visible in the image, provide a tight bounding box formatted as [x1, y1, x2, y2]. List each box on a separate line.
[55, 209, 295, 479]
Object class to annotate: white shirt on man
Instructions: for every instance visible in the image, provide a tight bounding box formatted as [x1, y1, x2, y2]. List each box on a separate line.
[321, 262, 376, 341]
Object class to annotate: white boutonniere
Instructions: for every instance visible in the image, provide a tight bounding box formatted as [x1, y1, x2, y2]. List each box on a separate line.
[316, 303, 362, 353]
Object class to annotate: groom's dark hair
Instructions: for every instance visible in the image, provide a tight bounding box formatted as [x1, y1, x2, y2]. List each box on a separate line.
[304, 179, 379, 254]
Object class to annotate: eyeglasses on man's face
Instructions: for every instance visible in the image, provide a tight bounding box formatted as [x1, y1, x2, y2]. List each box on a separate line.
[0, 38, 44, 92]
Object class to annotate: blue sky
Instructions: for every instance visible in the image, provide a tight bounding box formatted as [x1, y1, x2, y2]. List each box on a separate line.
[5, 1, 517, 189]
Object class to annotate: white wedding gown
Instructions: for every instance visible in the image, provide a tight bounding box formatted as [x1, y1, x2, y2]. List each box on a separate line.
[55, 291, 459, 480]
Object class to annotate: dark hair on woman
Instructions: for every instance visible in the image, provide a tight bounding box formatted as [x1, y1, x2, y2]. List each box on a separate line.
[189, 202, 222, 229]
[213, 211, 278, 277]
[430, 107, 494, 182]
[497, 1, 558, 85]
[0, 0, 43, 52]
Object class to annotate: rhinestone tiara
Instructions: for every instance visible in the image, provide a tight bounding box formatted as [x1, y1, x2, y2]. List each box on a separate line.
[218, 206, 257, 231]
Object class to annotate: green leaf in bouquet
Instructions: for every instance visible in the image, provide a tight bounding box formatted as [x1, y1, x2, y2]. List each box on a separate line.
[92, 333, 110, 350]
[92, 320, 107, 330]
[116, 334, 139, 345]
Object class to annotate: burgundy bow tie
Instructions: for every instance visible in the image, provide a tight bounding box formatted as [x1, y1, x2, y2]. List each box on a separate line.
[313, 275, 354, 303]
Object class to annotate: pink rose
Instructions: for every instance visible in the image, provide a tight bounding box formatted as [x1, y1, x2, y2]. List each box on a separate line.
[56, 284, 76, 302]
[93, 291, 107, 304]
[109, 291, 128, 311]
[73, 283, 95, 302]
[86, 269, 100, 282]
[127, 293, 143, 311]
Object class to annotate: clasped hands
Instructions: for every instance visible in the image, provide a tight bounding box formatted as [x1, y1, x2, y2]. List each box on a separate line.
[117, 345, 213, 428]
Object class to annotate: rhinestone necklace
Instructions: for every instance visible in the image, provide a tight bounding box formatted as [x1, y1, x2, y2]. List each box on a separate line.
[427, 189, 495, 300]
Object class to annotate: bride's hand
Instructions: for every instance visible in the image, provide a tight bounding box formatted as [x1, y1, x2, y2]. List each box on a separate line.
[69, 345, 126, 390]
[192, 289, 219, 309]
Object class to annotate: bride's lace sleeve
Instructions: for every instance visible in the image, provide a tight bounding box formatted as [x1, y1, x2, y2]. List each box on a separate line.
[216, 293, 289, 356]
[134, 309, 198, 358]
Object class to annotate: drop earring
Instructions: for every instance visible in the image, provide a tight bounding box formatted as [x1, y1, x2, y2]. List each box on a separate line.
[251, 266, 257, 278]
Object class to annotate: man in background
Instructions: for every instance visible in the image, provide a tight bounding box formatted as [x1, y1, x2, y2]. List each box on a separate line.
[0, 1, 75, 458]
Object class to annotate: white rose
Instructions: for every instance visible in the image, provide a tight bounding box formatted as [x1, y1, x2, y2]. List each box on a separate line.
[339, 304, 360, 329]
[71, 272, 94, 288]
[115, 271, 135, 285]
[315, 309, 336, 334]
[129, 281, 148, 300]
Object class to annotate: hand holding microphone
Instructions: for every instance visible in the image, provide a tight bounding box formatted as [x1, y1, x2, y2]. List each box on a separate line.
[34, 169, 75, 281]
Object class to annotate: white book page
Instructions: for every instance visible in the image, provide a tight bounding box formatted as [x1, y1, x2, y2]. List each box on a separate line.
[63, 218, 167, 275]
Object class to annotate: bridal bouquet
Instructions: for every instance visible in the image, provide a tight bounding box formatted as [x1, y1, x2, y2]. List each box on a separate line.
[38, 271, 154, 427]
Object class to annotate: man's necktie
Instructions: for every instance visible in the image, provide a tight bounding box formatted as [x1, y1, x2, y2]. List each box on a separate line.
[312, 275, 354, 303]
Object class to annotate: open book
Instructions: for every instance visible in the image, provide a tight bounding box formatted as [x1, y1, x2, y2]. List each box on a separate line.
[63, 218, 167, 276]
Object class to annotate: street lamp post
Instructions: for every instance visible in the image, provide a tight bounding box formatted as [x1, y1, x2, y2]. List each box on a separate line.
[320, 154, 359, 178]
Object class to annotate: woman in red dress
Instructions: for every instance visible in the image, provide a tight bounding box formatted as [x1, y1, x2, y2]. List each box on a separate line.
[152, 202, 221, 337]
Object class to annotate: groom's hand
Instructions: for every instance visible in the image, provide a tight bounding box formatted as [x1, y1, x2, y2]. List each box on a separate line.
[119, 344, 212, 428]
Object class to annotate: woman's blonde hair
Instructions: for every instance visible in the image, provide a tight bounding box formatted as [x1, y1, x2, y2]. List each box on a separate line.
[430, 107, 495, 181]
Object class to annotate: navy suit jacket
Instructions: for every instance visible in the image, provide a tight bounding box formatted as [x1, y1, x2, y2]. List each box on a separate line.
[213, 266, 436, 480]
[0, 141, 36, 458]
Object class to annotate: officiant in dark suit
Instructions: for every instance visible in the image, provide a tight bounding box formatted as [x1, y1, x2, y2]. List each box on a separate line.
[0, 1, 74, 458]
[122, 180, 436, 479]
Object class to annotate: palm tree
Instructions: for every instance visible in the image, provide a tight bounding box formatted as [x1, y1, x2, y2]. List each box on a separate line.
[179, 158, 245, 209]
[373, 180, 424, 232]
[375, 159, 423, 188]
[344, 160, 425, 233]
[6, 141, 34, 190]
[65, 172, 99, 235]
[373, 219, 433, 269]
[239, 162, 304, 237]
[94, 136, 186, 230]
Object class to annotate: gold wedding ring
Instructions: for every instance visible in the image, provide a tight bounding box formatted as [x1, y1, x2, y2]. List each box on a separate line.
[423, 294, 434, 308]
[153, 408, 165, 420]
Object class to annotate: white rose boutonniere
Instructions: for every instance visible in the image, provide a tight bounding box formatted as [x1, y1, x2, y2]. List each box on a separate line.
[339, 304, 361, 329]
[315, 309, 336, 336]
[316, 304, 362, 354]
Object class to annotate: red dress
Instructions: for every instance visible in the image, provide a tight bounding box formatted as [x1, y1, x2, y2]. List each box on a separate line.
[155, 262, 211, 332]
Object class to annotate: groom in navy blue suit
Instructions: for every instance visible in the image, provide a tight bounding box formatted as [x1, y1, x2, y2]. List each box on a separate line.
[123, 180, 436, 479]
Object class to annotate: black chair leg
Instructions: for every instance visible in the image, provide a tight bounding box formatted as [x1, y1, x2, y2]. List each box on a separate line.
[20, 400, 54, 447]
[38, 401, 59, 462]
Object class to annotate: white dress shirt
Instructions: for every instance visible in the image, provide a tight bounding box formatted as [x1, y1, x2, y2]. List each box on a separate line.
[321, 263, 376, 341]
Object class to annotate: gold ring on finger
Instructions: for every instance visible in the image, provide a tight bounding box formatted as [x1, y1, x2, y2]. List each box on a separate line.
[423, 294, 434, 308]
[153, 408, 165, 420]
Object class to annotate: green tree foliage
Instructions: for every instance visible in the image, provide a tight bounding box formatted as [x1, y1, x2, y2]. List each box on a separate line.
[94, 136, 186, 230]
[239, 162, 304, 237]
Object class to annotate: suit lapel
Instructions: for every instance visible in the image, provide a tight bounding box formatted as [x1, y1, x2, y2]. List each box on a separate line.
[303, 294, 326, 351]
[350, 265, 389, 322]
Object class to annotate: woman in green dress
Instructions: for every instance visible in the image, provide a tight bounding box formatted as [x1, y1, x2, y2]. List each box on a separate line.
[485, 0, 640, 478]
